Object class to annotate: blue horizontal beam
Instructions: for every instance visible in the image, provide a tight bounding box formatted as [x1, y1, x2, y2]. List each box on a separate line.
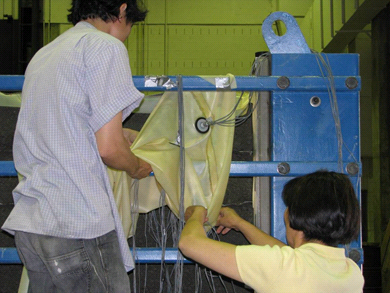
[0, 75, 24, 91]
[229, 161, 361, 177]
[0, 248, 20, 264]
[0, 161, 18, 176]
[0, 246, 364, 265]
[135, 76, 361, 92]
[132, 247, 191, 264]
[0, 161, 361, 177]
[0, 75, 360, 92]
[0, 247, 190, 264]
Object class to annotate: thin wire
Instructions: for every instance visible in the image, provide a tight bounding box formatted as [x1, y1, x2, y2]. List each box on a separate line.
[130, 179, 139, 293]
[207, 91, 258, 128]
[190, 226, 231, 293]
[222, 200, 253, 207]
[206, 52, 270, 128]
[174, 75, 185, 293]
[142, 264, 147, 293]
[142, 213, 149, 293]
[194, 263, 202, 293]
[312, 50, 344, 172]
[159, 191, 167, 293]
[203, 268, 215, 292]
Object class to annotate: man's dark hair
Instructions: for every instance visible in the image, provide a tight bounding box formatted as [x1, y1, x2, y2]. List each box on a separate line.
[67, 0, 148, 25]
[282, 170, 360, 246]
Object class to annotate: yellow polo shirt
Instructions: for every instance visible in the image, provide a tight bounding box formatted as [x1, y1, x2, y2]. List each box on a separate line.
[236, 243, 364, 293]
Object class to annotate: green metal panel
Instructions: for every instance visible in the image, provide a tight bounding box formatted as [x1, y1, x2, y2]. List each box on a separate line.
[40, 0, 350, 75]
[2, 0, 18, 20]
[277, 0, 314, 16]
[44, 0, 50, 22]
[332, 0, 343, 36]
[345, 0, 357, 21]
[3, 0, 12, 18]
[304, 0, 322, 51]
[144, 0, 166, 24]
[48, 0, 70, 23]
[165, 0, 272, 25]
[166, 25, 266, 75]
[322, 0, 332, 47]
[299, 6, 314, 49]
[144, 25, 165, 75]
[59, 23, 72, 35]
[127, 24, 151, 75]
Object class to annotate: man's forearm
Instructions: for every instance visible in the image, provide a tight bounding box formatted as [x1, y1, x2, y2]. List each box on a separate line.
[100, 136, 140, 176]
[95, 113, 151, 179]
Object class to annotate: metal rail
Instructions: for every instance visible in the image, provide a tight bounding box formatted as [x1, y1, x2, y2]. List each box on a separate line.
[0, 73, 362, 264]
[0, 75, 361, 92]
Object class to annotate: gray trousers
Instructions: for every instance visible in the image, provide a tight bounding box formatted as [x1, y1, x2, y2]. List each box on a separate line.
[15, 230, 130, 293]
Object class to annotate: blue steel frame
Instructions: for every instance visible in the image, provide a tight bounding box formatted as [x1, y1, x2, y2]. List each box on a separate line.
[0, 53, 362, 265]
[269, 53, 362, 265]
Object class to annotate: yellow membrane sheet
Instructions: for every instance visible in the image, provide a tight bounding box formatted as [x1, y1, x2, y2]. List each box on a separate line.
[110, 86, 242, 237]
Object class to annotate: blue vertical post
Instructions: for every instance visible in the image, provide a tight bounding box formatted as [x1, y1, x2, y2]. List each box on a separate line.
[270, 53, 362, 264]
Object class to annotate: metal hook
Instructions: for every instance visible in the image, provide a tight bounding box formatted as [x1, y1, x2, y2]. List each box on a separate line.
[261, 11, 311, 54]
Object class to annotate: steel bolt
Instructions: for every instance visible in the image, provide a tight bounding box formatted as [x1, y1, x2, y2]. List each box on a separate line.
[345, 77, 358, 89]
[348, 249, 362, 263]
[277, 162, 290, 175]
[346, 162, 359, 175]
[277, 76, 290, 90]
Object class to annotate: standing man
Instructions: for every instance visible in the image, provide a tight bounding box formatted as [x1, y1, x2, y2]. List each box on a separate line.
[2, 1, 151, 292]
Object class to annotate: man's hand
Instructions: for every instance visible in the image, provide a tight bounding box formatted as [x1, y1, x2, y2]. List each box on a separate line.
[184, 206, 208, 223]
[96, 113, 152, 178]
[122, 128, 139, 145]
[216, 207, 243, 235]
[129, 157, 152, 179]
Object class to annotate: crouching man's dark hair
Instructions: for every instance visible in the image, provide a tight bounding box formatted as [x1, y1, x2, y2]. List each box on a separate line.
[282, 171, 360, 247]
[67, 0, 148, 25]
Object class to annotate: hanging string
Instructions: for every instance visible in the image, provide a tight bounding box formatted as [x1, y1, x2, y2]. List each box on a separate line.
[130, 179, 140, 293]
[159, 190, 168, 293]
[194, 263, 202, 293]
[174, 75, 185, 293]
[312, 50, 344, 172]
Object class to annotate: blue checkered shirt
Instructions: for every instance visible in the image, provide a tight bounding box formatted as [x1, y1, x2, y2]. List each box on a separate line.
[2, 21, 143, 271]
